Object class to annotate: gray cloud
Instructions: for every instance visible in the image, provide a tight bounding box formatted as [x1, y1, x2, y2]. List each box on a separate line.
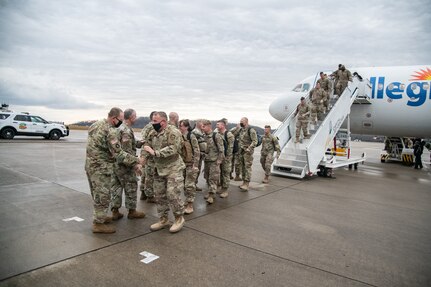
[0, 0, 430, 126]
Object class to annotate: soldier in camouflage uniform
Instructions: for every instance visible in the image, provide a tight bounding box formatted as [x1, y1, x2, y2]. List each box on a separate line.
[139, 111, 157, 203]
[192, 119, 206, 191]
[317, 72, 332, 113]
[230, 124, 242, 181]
[310, 82, 325, 123]
[85, 107, 143, 234]
[330, 64, 343, 96]
[110, 109, 146, 221]
[143, 112, 186, 233]
[201, 119, 225, 204]
[260, 125, 281, 183]
[337, 65, 353, 96]
[238, 117, 258, 191]
[216, 118, 234, 198]
[179, 119, 200, 214]
[295, 97, 311, 143]
[169, 112, 179, 128]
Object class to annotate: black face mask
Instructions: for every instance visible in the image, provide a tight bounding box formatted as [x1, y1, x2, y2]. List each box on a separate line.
[114, 117, 122, 128]
[240, 123, 245, 128]
[152, 122, 162, 132]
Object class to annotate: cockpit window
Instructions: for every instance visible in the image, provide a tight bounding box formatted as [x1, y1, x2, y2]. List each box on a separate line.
[292, 83, 311, 92]
[293, 84, 302, 92]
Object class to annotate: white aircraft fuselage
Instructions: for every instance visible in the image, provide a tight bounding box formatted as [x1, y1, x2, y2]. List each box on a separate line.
[269, 65, 431, 138]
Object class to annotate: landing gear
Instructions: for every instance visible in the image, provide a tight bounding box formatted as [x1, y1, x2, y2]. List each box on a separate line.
[317, 166, 334, 178]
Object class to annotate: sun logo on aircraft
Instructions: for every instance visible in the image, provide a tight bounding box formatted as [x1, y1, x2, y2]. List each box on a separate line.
[410, 67, 431, 80]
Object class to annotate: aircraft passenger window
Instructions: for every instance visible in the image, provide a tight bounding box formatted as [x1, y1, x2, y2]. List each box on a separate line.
[388, 84, 394, 90]
[423, 83, 429, 90]
[378, 84, 383, 90]
[411, 83, 417, 90]
[302, 83, 310, 92]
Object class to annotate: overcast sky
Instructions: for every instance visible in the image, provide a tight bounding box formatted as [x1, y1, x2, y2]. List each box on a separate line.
[1, 0, 430, 127]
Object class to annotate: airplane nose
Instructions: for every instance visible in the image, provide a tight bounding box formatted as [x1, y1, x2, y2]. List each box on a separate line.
[269, 97, 289, 122]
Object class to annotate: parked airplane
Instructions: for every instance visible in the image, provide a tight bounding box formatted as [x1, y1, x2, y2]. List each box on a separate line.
[269, 65, 431, 138]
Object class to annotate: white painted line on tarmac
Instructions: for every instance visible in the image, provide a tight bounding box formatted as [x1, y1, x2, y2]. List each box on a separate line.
[62, 216, 85, 222]
[140, 251, 159, 264]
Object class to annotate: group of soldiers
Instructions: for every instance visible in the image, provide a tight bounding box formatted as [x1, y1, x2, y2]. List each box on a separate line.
[294, 65, 352, 142]
[85, 108, 281, 234]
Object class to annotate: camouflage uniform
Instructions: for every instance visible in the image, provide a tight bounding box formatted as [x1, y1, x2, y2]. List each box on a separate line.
[85, 119, 138, 224]
[310, 87, 325, 122]
[331, 69, 342, 96]
[239, 127, 258, 182]
[230, 127, 242, 178]
[219, 130, 234, 190]
[181, 132, 200, 203]
[317, 76, 331, 111]
[260, 134, 281, 176]
[140, 123, 155, 198]
[295, 103, 311, 141]
[203, 131, 225, 195]
[111, 123, 140, 210]
[145, 125, 185, 218]
[337, 67, 352, 96]
[192, 128, 206, 185]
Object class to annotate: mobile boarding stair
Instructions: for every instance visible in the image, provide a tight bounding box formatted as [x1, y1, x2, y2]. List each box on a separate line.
[271, 75, 372, 179]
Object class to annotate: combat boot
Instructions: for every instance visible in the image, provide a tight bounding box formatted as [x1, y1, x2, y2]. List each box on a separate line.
[219, 188, 229, 198]
[127, 209, 146, 219]
[92, 223, 116, 234]
[112, 208, 124, 221]
[206, 194, 214, 204]
[234, 175, 242, 181]
[294, 138, 300, 143]
[262, 175, 269, 184]
[140, 192, 147, 200]
[103, 216, 113, 223]
[184, 202, 194, 214]
[169, 216, 185, 233]
[150, 217, 170, 231]
[239, 181, 249, 191]
[146, 196, 157, 203]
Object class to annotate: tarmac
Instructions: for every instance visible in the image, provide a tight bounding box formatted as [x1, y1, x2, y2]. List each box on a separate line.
[0, 130, 430, 287]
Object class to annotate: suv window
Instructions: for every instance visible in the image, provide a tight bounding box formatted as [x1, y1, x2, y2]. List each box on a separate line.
[30, 116, 47, 123]
[0, 113, 10, 120]
[14, 115, 31, 121]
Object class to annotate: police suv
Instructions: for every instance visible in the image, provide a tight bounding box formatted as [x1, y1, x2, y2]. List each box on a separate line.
[0, 105, 69, 140]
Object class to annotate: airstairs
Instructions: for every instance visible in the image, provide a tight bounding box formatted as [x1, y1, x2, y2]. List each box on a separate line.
[271, 75, 372, 178]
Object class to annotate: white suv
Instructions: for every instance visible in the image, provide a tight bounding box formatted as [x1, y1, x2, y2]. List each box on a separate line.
[0, 106, 69, 140]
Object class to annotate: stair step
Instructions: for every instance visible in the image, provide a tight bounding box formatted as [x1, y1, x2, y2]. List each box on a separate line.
[282, 154, 307, 161]
[277, 158, 307, 167]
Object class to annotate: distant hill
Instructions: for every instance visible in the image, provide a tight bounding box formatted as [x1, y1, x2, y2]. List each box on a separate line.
[71, 117, 265, 134]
